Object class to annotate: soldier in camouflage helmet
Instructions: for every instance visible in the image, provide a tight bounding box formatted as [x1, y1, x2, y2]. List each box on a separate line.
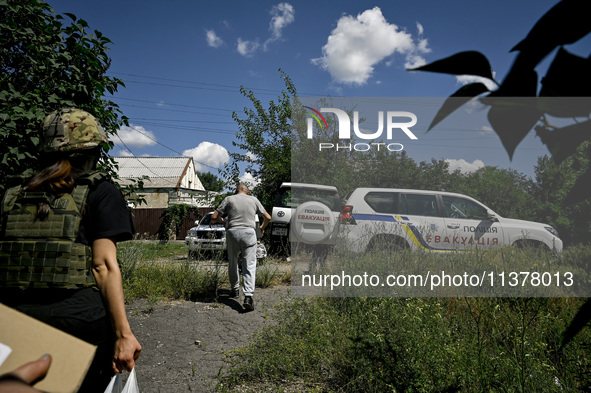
[40, 107, 109, 153]
[0, 108, 141, 393]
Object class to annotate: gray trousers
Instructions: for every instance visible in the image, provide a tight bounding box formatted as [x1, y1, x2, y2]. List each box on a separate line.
[226, 227, 257, 297]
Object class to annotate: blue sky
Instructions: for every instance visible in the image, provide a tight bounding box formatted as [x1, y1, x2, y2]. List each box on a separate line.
[50, 0, 590, 180]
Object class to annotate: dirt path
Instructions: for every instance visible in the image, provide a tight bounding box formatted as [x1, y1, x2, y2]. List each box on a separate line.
[126, 284, 292, 393]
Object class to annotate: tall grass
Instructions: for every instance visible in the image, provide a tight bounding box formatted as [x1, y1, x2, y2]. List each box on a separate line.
[256, 262, 291, 288]
[220, 244, 591, 392]
[117, 240, 287, 301]
[117, 240, 225, 300]
[122, 259, 226, 301]
[221, 298, 591, 392]
[292, 243, 590, 298]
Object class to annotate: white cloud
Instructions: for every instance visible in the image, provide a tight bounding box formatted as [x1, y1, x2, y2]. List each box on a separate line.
[117, 149, 134, 157]
[237, 38, 260, 57]
[246, 151, 257, 161]
[416, 22, 424, 35]
[311, 7, 430, 85]
[205, 29, 224, 48]
[404, 53, 427, 70]
[264, 2, 295, 49]
[115, 150, 151, 157]
[114, 125, 157, 148]
[445, 159, 485, 174]
[456, 74, 497, 91]
[182, 142, 229, 172]
[236, 2, 294, 57]
[240, 171, 260, 188]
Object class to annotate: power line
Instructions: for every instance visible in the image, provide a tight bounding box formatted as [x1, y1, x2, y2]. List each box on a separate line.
[114, 97, 234, 113]
[110, 72, 325, 97]
[119, 125, 219, 170]
[113, 103, 231, 116]
[132, 118, 235, 124]
[134, 122, 236, 135]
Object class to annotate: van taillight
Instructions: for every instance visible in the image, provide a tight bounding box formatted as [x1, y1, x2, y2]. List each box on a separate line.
[339, 205, 356, 224]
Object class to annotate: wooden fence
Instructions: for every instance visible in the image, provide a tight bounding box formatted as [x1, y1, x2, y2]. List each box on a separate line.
[130, 207, 213, 240]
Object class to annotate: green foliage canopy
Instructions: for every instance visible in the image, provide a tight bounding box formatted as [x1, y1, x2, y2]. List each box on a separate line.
[0, 0, 127, 187]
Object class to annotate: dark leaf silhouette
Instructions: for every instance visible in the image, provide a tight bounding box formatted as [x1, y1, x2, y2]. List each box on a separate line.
[489, 64, 538, 97]
[511, 0, 591, 69]
[562, 298, 591, 348]
[540, 48, 591, 101]
[537, 119, 591, 165]
[428, 83, 490, 131]
[408, 51, 495, 81]
[485, 98, 542, 159]
[536, 96, 591, 120]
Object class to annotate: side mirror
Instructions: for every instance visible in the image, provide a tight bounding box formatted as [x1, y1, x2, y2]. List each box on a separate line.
[488, 213, 499, 222]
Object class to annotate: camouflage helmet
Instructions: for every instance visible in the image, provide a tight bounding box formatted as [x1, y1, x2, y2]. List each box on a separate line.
[41, 108, 108, 153]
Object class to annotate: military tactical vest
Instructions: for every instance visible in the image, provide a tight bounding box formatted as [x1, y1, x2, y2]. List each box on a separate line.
[0, 171, 106, 289]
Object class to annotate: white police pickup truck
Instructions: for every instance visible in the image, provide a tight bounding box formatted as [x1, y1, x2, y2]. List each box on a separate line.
[269, 182, 342, 253]
[339, 188, 562, 253]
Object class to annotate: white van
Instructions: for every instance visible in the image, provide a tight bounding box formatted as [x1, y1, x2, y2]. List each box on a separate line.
[339, 188, 562, 253]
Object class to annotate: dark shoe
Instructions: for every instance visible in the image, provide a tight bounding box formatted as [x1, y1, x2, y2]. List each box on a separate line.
[229, 289, 239, 299]
[243, 296, 254, 311]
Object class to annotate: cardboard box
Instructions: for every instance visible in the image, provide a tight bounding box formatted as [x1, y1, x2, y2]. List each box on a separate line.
[0, 303, 96, 393]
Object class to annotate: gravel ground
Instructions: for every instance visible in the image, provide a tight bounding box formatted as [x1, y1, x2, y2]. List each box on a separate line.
[126, 284, 292, 393]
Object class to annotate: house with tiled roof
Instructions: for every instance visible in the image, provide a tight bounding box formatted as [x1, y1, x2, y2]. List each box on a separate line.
[113, 156, 215, 208]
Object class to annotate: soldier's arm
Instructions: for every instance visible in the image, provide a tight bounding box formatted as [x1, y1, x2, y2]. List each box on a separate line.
[92, 238, 142, 373]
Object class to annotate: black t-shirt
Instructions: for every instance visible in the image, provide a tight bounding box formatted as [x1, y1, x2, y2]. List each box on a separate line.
[0, 180, 134, 315]
[77, 180, 135, 245]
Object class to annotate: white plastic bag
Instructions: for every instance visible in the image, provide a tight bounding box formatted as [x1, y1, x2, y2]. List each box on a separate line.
[103, 373, 122, 393]
[103, 368, 139, 393]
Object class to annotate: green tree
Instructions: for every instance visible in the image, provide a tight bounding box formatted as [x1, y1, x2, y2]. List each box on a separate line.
[1, 0, 127, 187]
[451, 166, 536, 221]
[345, 150, 458, 194]
[224, 69, 293, 208]
[198, 171, 225, 192]
[532, 150, 591, 245]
